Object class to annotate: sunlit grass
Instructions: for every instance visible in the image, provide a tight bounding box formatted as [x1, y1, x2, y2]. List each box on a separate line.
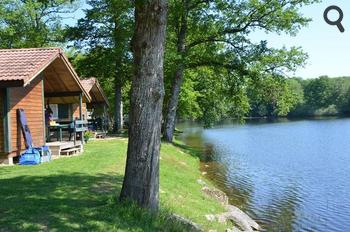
[0, 138, 227, 231]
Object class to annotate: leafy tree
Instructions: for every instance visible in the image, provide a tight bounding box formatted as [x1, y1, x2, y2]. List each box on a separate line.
[0, 0, 77, 48]
[163, 0, 317, 142]
[120, 0, 167, 211]
[338, 87, 350, 114]
[68, 48, 132, 122]
[304, 76, 334, 109]
[247, 75, 300, 117]
[65, 0, 133, 132]
[284, 78, 305, 114]
[177, 71, 203, 120]
[200, 71, 250, 127]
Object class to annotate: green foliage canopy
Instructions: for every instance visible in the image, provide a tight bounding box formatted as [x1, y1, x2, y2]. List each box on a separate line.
[0, 0, 77, 48]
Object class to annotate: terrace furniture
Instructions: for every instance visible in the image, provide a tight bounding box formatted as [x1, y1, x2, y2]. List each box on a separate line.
[68, 120, 88, 145]
[47, 124, 70, 142]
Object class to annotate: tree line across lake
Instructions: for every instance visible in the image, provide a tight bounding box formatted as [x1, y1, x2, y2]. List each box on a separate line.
[176, 74, 350, 127]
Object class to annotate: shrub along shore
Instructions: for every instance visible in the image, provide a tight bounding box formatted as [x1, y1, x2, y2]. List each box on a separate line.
[0, 138, 255, 231]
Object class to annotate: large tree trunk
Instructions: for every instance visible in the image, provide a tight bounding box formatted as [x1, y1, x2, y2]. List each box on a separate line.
[163, 1, 187, 142]
[119, 0, 167, 212]
[113, 78, 123, 132]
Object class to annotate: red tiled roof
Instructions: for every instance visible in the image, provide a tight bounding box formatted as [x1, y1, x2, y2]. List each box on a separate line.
[81, 77, 96, 93]
[0, 48, 61, 84]
[81, 77, 109, 106]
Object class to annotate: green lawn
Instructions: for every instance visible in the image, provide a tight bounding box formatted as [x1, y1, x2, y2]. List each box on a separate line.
[0, 138, 227, 231]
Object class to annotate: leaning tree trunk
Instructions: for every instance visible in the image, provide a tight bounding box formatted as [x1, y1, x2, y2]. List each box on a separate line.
[163, 1, 187, 143]
[113, 79, 123, 133]
[163, 65, 184, 142]
[119, 0, 167, 211]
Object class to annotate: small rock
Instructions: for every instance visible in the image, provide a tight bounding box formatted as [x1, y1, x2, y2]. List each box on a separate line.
[217, 205, 261, 232]
[201, 172, 207, 175]
[217, 213, 226, 224]
[197, 179, 206, 185]
[205, 164, 209, 168]
[226, 227, 242, 232]
[205, 214, 216, 222]
[226, 205, 261, 231]
[168, 214, 203, 232]
[180, 161, 187, 166]
[201, 186, 229, 205]
[201, 186, 260, 231]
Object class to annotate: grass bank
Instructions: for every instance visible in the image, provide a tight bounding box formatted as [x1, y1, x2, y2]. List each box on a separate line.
[0, 138, 227, 231]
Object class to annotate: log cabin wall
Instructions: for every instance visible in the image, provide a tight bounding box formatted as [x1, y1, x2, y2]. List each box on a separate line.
[0, 90, 4, 153]
[9, 77, 44, 157]
[72, 103, 87, 120]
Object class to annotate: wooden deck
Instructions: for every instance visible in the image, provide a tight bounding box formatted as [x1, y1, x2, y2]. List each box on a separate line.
[46, 141, 83, 158]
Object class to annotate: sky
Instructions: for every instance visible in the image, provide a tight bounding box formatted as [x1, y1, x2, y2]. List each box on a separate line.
[64, 0, 350, 79]
[250, 0, 350, 78]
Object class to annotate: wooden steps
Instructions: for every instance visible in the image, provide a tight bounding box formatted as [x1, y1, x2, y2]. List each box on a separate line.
[60, 147, 81, 156]
[95, 132, 107, 139]
[47, 141, 83, 158]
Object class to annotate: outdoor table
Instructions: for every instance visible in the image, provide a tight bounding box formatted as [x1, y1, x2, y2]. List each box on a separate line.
[47, 124, 70, 142]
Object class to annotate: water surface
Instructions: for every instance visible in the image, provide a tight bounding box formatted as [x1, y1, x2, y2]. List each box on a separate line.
[178, 118, 350, 231]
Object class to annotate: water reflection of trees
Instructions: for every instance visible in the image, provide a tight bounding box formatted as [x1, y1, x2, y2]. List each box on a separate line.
[179, 125, 310, 231]
[258, 186, 302, 232]
[180, 131, 254, 208]
[201, 143, 254, 211]
[202, 141, 303, 231]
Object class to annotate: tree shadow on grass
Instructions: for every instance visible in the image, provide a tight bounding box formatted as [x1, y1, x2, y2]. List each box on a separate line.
[0, 172, 191, 232]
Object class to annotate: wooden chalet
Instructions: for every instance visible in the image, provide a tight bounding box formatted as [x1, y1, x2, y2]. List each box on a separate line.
[81, 77, 110, 132]
[0, 48, 91, 164]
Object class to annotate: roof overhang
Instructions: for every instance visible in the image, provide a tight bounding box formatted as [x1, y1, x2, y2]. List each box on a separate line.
[0, 48, 91, 102]
[81, 78, 109, 107]
[0, 80, 24, 88]
[92, 80, 110, 107]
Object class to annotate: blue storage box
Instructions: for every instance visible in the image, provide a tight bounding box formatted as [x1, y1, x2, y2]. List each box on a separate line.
[19, 148, 41, 165]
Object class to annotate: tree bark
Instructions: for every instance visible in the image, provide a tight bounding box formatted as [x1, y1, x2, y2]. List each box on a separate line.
[163, 65, 184, 142]
[119, 0, 167, 212]
[113, 77, 123, 132]
[163, 0, 188, 142]
[113, 14, 124, 133]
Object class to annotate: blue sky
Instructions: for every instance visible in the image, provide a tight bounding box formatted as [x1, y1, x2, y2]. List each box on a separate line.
[64, 1, 350, 79]
[250, 0, 350, 78]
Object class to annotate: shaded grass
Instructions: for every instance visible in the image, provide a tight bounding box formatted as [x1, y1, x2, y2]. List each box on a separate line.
[0, 138, 227, 231]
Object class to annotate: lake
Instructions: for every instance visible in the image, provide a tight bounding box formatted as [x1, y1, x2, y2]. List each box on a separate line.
[178, 118, 350, 232]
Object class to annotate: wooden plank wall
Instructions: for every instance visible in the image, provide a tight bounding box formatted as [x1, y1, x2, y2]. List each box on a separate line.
[0, 90, 4, 153]
[9, 77, 44, 157]
[72, 103, 87, 120]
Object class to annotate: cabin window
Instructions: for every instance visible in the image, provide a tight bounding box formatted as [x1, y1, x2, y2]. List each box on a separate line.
[49, 104, 71, 121]
[49, 104, 58, 119]
[58, 104, 70, 119]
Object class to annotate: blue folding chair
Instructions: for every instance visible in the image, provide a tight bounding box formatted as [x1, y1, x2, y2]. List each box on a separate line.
[17, 109, 52, 165]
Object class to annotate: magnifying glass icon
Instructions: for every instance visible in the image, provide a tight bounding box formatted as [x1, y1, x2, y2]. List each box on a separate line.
[324, 5, 345, 32]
